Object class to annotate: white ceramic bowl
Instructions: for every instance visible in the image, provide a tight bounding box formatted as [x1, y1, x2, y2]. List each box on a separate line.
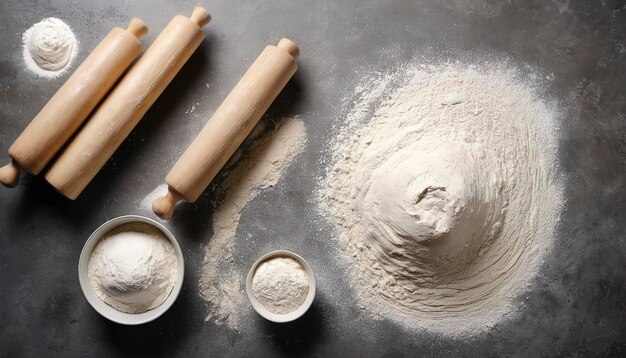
[78, 215, 184, 325]
[246, 250, 316, 323]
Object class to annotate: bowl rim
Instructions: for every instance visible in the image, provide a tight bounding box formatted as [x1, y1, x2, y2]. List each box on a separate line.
[245, 250, 316, 323]
[78, 215, 184, 325]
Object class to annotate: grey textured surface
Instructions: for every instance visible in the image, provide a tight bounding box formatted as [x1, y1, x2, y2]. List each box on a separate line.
[1, 0, 626, 356]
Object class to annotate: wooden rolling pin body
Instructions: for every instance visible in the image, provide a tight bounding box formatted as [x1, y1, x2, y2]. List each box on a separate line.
[44, 7, 211, 199]
[153, 38, 299, 219]
[0, 19, 148, 188]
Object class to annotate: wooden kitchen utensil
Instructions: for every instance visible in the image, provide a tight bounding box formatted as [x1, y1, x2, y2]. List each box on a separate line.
[0, 19, 148, 188]
[153, 38, 300, 219]
[44, 7, 211, 199]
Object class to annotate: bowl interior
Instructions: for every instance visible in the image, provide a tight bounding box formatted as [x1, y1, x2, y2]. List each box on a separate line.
[246, 250, 316, 323]
[78, 215, 184, 325]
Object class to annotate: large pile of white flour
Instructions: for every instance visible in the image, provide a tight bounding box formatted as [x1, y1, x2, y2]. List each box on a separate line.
[22, 18, 78, 78]
[318, 62, 563, 336]
[199, 117, 307, 330]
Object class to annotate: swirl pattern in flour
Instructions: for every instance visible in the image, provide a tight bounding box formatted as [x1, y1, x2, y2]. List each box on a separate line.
[22, 18, 78, 78]
[319, 62, 563, 335]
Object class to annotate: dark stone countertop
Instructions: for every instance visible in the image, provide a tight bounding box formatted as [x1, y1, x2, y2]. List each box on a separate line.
[1, 0, 625, 356]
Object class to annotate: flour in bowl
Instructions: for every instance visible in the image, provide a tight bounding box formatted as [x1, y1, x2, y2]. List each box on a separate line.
[252, 257, 310, 315]
[87, 223, 178, 314]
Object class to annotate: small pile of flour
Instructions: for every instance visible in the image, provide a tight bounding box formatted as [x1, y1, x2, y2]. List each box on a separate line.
[318, 62, 563, 336]
[199, 116, 307, 330]
[87, 223, 178, 314]
[252, 257, 309, 315]
[22, 18, 78, 78]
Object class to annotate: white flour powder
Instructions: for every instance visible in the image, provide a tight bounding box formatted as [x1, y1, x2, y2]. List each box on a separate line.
[252, 257, 309, 315]
[87, 223, 178, 314]
[199, 117, 307, 330]
[22, 18, 78, 78]
[318, 62, 564, 336]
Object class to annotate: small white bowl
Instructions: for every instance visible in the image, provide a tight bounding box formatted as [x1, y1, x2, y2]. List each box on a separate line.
[246, 250, 316, 323]
[78, 215, 184, 325]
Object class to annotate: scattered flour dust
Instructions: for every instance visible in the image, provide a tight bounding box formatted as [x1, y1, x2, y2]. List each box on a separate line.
[198, 116, 307, 330]
[22, 18, 78, 78]
[318, 61, 564, 336]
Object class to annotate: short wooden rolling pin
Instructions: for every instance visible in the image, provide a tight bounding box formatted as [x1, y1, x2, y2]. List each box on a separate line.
[153, 38, 300, 219]
[44, 7, 211, 199]
[0, 19, 148, 188]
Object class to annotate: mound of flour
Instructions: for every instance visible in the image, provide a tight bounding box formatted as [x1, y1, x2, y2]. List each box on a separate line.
[22, 18, 78, 78]
[318, 62, 563, 336]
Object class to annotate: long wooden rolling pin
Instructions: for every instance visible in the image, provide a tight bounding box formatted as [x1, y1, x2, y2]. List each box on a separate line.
[153, 38, 300, 219]
[44, 7, 211, 199]
[0, 19, 148, 188]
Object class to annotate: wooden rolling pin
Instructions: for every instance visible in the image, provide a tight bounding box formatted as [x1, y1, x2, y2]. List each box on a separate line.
[0, 19, 148, 188]
[153, 38, 300, 219]
[44, 7, 211, 199]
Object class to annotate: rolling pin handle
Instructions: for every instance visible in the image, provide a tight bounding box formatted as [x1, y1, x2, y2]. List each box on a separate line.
[277, 38, 300, 59]
[152, 186, 183, 220]
[126, 18, 149, 39]
[190, 7, 211, 28]
[0, 161, 21, 188]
